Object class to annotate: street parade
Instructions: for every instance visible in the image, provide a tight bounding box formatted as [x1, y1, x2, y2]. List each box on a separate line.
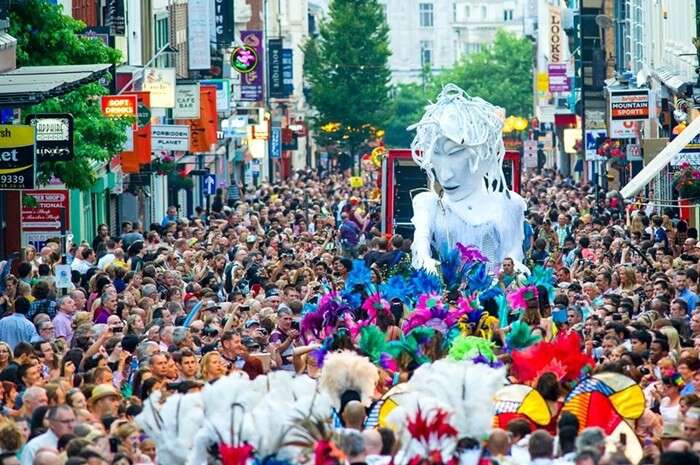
[1, 0, 700, 465]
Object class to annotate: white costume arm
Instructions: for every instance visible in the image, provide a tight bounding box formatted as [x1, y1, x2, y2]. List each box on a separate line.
[502, 193, 528, 272]
[411, 191, 440, 274]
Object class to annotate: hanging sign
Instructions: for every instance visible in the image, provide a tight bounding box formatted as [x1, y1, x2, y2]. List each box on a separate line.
[101, 95, 137, 118]
[231, 45, 259, 74]
[239, 31, 264, 101]
[24, 113, 74, 162]
[268, 38, 284, 98]
[174, 83, 200, 119]
[200, 79, 231, 112]
[0, 125, 35, 190]
[549, 6, 563, 63]
[142, 68, 176, 108]
[610, 89, 650, 121]
[187, 0, 211, 70]
[151, 125, 190, 151]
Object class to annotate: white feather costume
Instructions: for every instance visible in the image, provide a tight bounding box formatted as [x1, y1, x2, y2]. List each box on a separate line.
[135, 391, 205, 465]
[318, 350, 379, 409]
[388, 360, 506, 465]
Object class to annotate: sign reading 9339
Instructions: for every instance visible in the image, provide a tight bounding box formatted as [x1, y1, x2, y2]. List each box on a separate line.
[0, 125, 36, 190]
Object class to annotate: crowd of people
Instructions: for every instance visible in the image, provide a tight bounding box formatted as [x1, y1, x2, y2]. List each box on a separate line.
[0, 166, 699, 465]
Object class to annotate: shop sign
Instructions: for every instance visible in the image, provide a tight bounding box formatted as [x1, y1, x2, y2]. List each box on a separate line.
[174, 84, 200, 119]
[610, 89, 650, 121]
[0, 125, 35, 190]
[21, 189, 70, 233]
[101, 95, 137, 118]
[142, 68, 176, 108]
[231, 45, 259, 74]
[24, 113, 74, 162]
[151, 125, 190, 151]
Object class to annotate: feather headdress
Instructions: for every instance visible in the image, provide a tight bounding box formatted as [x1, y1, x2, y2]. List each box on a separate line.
[447, 335, 497, 363]
[507, 285, 538, 310]
[511, 331, 594, 384]
[318, 350, 379, 409]
[505, 319, 541, 351]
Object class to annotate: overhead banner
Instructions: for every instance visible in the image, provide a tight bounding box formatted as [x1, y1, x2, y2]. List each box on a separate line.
[152, 125, 190, 151]
[0, 125, 35, 190]
[174, 83, 200, 119]
[549, 6, 563, 64]
[24, 113, 74, 162]
[101, 95, 137, 118]
[610, 89, 650, 121]
[282, 48, 294, 96]
[200, 79, 231, 112]
[268, 38, 284, 98]
[213, 0, 234, 46]
[21, 190, 70, 249]
[240, 30, 264, 101]
[142, 68, 176, 108]
[188, 0, 211, 70]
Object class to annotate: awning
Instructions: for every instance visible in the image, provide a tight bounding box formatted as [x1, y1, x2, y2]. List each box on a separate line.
[0, 32, 16, 51]
[0, 63, 112, 106]
[651, 66, 693, 97]
[620, 115, 700, 198]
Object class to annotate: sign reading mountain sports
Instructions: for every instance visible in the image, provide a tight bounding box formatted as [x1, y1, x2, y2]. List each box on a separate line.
[101, 95, 137, 118]
[0, 125, 35, 190]
[231, 44, 259, 74]
[610, 89, 650, 121]
[24, 114, 74, 162]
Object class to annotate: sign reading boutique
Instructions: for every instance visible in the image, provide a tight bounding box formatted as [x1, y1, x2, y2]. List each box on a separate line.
[24, 113, 74, 162]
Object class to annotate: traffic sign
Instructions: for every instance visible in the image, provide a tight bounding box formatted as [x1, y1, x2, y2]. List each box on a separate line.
[201, 173, 216, 195]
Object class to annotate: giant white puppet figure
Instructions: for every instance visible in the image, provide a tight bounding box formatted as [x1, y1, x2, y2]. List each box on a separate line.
[409, 84, 526, 273]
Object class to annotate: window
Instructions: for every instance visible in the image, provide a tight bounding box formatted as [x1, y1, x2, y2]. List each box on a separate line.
[419, 3, 434, 27]
[452, 2, 457, 22]
[465, 5, 470, 18]
[464, 43, 481, 55]
[503, 9, 513, 21]
[481, 6, 487, 19]
[420, 40, 433, 67]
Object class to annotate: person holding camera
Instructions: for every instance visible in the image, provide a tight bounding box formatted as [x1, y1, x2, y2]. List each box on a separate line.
[269, 307, 300, 372]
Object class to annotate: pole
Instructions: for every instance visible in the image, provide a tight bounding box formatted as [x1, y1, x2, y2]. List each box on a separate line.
[263, 0, 274, 183]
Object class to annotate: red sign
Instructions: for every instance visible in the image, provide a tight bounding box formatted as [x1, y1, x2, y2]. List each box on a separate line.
[101, 95, 137, 118]
[21, 190, 70, 232]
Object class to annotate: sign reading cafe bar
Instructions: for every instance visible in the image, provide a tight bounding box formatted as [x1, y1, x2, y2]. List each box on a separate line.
[0, 125, 36, 190]
[24, 113, 74, 162]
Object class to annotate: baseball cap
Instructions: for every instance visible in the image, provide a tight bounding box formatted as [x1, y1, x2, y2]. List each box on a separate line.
[245, 319, 260, 328]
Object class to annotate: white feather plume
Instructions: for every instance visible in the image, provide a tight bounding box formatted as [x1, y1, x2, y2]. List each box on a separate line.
[318, 351, 379, 409]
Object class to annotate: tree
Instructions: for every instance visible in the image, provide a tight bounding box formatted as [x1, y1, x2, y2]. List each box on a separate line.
[303, 0, 392, 170]
[436, 31, 533, 118]
[9, 0, 129, 190]
[384, 30, 533, 148]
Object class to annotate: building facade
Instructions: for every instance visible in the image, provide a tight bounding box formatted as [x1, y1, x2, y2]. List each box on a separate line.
[380, 0, 526, 83]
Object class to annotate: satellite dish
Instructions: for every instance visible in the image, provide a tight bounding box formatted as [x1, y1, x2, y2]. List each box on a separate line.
[595, 14, 613, 29]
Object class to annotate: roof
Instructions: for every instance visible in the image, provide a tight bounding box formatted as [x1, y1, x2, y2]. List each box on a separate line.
[0, 63, 112, 106]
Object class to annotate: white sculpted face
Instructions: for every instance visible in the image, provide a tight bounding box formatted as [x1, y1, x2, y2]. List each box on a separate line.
[432, 136, 489, 202]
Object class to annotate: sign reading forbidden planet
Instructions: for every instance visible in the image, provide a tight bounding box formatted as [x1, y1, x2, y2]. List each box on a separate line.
[151, 125, 190, 151]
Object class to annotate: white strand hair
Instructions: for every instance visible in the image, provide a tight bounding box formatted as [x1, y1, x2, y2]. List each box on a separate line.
[408, 83, 508, 194]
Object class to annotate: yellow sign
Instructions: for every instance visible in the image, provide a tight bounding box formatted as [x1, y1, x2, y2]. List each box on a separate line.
[349, 176, 364, 188]
[0, 125, 35, 190]
[537, 72, 549, 93]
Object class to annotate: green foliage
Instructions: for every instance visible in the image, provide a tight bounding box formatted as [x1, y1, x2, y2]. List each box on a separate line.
[9, 0, 121, 66]
[385, 30, 533, 148]
[9, 0, 128, 190]
[303, 0, 392, 155]
[436, 30, 533, 117]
